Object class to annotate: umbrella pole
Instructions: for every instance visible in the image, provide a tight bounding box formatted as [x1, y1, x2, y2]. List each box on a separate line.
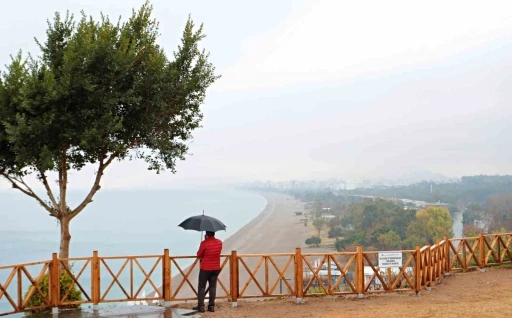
[200, 209, 205, 242]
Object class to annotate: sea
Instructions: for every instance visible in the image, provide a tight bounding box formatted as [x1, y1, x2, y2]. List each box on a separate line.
[0, 187, 267, 313]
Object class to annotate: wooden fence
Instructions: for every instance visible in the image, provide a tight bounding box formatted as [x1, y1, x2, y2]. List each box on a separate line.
[0, 233, 510, 316]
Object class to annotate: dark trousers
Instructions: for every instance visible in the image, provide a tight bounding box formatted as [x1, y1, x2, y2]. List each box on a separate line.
[198, 269, 220, 306]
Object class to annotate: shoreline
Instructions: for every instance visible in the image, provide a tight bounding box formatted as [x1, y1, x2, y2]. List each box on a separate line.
[218, 189, 271, 252]
[149, 191, 309, 300]
[219, 191, 307, 254]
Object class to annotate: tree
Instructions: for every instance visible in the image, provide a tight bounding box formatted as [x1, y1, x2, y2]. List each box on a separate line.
[486, 194, 512, 232]
[401, 234, 425, 250]
[312, 200, 323, 217]
[328, 227, 343, 240]
[463, 203, 484, 226]
[334, 239, 346, 252]
[407, 207, 453, 244]
[377, 230, 402, 250]
[312, 218, 327, 236]
[0, 2, 218, 259]
[327, 216, 341, 229]
[305, 236, 321, 247]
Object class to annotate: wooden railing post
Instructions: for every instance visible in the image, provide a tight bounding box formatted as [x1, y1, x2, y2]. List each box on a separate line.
[264, 256, 269, 296]
[435, 240, 441, 283]
[230, 250, 238, 307]
[17, 267, 22, 311]
[426, 245, 432, 291]
[462, 238, 468, 269]
[356, 245, 364, 298]
[478, 234, 486, 271]
[444, 235, 451, 275]
[91, 251, 100, 310]
[162, 249, 171, 307]
[49, 253, 60, 314]
[414, 245, 421, 296]
[294, 248, 303, 303]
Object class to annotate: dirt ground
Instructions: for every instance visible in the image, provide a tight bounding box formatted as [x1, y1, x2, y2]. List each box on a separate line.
[177, 267, 512, 318]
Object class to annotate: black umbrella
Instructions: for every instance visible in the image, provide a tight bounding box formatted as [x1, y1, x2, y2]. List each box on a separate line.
[178, 212, 227, 233]
[178, 212, 225, 298]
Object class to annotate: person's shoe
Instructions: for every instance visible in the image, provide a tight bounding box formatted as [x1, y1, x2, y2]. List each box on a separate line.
[208, 305, 215, 312]
[192, 305, 205, 312]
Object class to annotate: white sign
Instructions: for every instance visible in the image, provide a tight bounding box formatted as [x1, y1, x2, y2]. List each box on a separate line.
[378, 252, 403, 268]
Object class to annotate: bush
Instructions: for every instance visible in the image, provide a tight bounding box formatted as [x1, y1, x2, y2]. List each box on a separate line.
[24, 269, 82, 315]
[305, 236, 321, 247]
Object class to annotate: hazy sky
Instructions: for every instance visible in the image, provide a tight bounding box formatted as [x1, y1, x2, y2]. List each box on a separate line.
[1, 0, 512, 190]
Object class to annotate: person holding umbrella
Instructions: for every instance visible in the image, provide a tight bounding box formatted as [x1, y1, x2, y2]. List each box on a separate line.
[178, 212, 226, 313]
[194, 231, 222, 312]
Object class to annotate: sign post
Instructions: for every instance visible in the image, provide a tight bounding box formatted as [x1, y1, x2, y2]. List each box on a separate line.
[378, 251, 403, 268]
[379, 251, 402, 290]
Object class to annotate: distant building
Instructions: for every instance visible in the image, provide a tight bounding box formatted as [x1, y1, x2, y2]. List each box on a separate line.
[345, 178, 365, 190]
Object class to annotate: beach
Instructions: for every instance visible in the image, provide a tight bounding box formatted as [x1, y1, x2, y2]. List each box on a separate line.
[165, 191, 310, 301]
[221, 192, 307, 253]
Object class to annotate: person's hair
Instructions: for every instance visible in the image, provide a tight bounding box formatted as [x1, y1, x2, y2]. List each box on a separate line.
[205, 231, 215, 237]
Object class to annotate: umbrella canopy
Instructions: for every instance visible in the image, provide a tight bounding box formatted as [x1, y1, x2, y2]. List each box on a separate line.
[178, 214, 227, 232]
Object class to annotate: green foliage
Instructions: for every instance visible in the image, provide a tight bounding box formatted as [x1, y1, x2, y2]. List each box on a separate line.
[487, 194, 512, 232]
[407, 206, 453, 244]
[401, 234, 424, 249]
[301, 197, 455, 251]
[328, 227, 343, 239]
[0, 1, 218, 257]
[334, 231, 368, 251]
[334, 238, 346, 252]
[1, 2, 218, 175]
[287, 176, 512, 250]
[344, 175, 512, 206]
[377, 230, 402, 250]
[312, 218, 327, 236]
[1, 6, 215, 164]
[463, 203, 484, 226]
[327, 216, 341, 229]
[312, 201, 323, 217]
[305, 236, 321, 247]
[24, 271, 82, 314]
[336, 199, 416, 250]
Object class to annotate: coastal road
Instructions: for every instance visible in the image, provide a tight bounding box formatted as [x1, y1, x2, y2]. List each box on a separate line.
[452, 206, 464, 238]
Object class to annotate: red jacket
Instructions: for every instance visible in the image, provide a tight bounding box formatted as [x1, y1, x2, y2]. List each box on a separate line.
[196, 236, 223, 271]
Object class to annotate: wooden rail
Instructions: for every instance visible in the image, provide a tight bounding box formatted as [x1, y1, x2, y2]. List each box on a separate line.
[0, 232, 510, 316]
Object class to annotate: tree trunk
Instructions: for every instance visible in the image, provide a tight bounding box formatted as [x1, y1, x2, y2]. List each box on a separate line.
[59, 216, 72, 261]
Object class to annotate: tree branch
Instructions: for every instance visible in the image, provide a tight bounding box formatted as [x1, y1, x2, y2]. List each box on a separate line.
[71, 151, 119, 218]
[0, 171, 57, 216]
[37, 168, 59, 212]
